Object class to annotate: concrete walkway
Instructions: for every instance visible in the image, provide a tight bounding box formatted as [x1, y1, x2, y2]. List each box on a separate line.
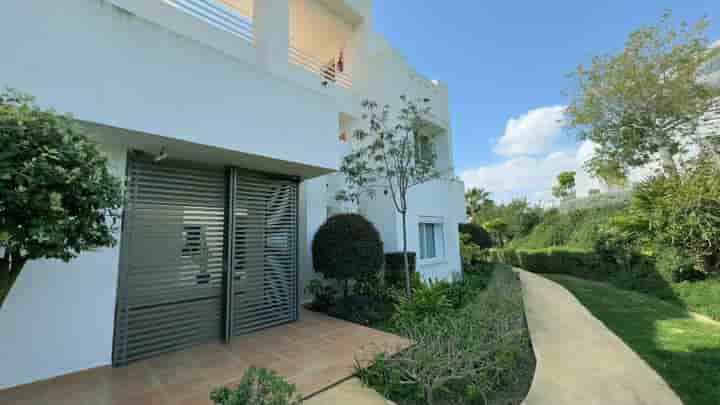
[516, 270, 683, 405]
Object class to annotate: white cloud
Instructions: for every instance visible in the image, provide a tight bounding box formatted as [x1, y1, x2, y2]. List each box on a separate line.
[460, 150, 578, 204]
[493, 105, 567, 157]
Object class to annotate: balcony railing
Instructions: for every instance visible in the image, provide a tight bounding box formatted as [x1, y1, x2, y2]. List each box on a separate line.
[288, 46, 352, 89]
[164, 0, 254, 44]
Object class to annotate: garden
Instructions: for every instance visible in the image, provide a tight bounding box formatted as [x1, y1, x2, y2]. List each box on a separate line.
[307, 213, 535, 405]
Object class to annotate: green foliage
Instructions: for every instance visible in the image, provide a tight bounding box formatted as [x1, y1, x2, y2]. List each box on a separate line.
[311, 214, 384, 286]
[0, 89, 123, 307]
[623, 158, 720, 274]
[551, 171, 576, 200]
[390, 280, 454, 328]
[338, 96, 446, 295]
[384, 252, 419, 289]
[565, 12, 720, 177]
[210, 367, 301, 405]
[459, 223, 493, 250]
[465, 187, 492, 222]
[359, 269, 533, 405]
[510, 204, 628, 250]
[304, 279, 337, 312]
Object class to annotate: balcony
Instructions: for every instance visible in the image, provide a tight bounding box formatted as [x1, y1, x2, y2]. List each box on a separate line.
[164, 0, 254, 44]
[288, 0, 362, 89]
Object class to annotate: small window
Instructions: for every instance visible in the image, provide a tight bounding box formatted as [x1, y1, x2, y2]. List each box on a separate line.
[418, 222, 445, 260]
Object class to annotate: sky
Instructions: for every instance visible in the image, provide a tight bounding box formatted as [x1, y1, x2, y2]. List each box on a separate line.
[372, 0, 720, 204]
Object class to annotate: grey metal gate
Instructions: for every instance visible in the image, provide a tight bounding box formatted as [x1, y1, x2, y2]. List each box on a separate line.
[228, 171, 299, 336]
[113, 160, 298, 366]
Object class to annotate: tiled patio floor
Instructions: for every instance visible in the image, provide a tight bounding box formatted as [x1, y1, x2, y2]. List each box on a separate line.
[1, 309, 410, 405]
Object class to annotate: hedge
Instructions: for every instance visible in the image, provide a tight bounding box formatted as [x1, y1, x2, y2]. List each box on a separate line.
[385, 252, 417, 287]
[484, 247, 612, 280]
[484, 247, 671, 297]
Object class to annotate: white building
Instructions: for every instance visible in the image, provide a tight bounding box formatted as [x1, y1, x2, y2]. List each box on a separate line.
[0, 0, 465, 389]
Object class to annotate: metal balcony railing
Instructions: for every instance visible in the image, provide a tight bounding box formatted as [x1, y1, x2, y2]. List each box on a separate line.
[164, 0, 254, 44]
[288, 46, 352, 89]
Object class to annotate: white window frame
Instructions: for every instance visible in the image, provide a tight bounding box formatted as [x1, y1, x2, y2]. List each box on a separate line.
[417, 217, 446, 264]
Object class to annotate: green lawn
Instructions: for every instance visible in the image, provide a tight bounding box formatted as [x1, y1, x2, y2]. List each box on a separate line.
[546, 275, 720, 405]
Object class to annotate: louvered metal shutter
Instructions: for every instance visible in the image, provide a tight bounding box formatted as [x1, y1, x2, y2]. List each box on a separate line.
[113, 160, 227, 365]
[229, 172, 298, 336]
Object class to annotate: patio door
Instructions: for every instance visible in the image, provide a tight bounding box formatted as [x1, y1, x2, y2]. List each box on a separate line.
[113, 159, 228, 365]
[227, 171, 299, 337]
[113, 159, 298, 366]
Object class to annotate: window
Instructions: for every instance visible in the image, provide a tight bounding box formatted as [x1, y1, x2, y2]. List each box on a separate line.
[418, 222, 445, 260]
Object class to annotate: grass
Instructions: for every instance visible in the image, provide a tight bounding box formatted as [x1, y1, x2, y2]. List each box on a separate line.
[546, 274, 720, 405]
[669, 278, 720, 321]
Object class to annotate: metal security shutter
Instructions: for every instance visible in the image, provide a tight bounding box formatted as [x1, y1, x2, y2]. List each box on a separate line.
[229, 172, 298, 335]
[113, 160, 227, 365]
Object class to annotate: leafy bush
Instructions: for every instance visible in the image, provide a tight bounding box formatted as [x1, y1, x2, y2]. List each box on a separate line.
[312, 214, 384, 291]
[304, 279, 337, 312]
[210, 367, 301, 405]
[384, 252, 418, 288]
[460, 233, 483, 272]
[327, 294, 395, 326]
[627, 160, 720, 275]
[390, 281, 453, 328]
[458, 223, 493, 249]
[510, 204, 627, 250]
[359, 268, 533, 405]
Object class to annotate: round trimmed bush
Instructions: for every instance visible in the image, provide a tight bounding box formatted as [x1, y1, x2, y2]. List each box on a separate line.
[459, 223, 493, 249]
[312, 214, 384, 282]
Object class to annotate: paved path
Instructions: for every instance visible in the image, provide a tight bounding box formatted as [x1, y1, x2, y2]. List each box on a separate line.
[303, 378, 395, 405]
[516, 270, 683, 405]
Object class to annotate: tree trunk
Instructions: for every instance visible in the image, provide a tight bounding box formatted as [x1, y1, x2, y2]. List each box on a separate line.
[659, 146, 679, 178]
[401, 211, 411, 296]
[425, 386, 435, 405]
[0, 251, 26, 309]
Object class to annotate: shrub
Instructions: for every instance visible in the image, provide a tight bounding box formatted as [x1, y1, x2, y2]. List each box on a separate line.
[460, 233, 483, 272]
[629, 160, 720, 275]
[390, 281, 453, 328]
[384, 252, 418, 288]
[312, 214, 384, 291]
[210, 366, 301, 405]
[304, 279, 337, 312]
[458, 223, 493, 249]
[359, 269, 532, 405]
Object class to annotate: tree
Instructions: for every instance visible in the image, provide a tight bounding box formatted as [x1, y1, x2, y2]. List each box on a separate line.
[338, 96, 445, 295]
[566, 12, 720, 178]
[465, 187, 492, 222]
[483, 218, 509, 247]
[0, 89, 123, 308]
[552, 171, 576, 201]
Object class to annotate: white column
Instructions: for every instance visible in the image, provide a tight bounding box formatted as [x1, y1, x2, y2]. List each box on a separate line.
[253, 0, 289, 74]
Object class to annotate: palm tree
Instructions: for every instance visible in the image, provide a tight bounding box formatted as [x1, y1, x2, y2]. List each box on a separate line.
[465, 187, 492, 222]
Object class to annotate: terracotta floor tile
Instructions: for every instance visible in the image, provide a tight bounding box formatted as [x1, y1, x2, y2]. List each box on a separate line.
[5, 309, 406, 402]
[110, 388, 167, 405]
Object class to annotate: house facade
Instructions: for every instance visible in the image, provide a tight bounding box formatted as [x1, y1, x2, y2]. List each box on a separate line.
[0, 0, 465, 389]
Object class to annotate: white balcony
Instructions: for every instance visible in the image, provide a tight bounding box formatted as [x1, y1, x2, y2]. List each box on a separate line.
[288, 0, 363, 89]
[165, 0, 255, 44]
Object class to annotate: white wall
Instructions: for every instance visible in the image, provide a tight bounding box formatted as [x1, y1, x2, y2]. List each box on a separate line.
[298, 177, 328, 302]
[1, 0, 345, 172]
[404, 179, 465, 281]
[0, 144, 127, 390]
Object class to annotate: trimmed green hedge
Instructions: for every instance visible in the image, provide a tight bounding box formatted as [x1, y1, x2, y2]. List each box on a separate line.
[484, 247, 611, 279]
[484, 247, 662, 289]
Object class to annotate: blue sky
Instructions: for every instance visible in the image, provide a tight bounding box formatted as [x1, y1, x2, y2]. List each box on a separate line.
[373, 1, 720, 203]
